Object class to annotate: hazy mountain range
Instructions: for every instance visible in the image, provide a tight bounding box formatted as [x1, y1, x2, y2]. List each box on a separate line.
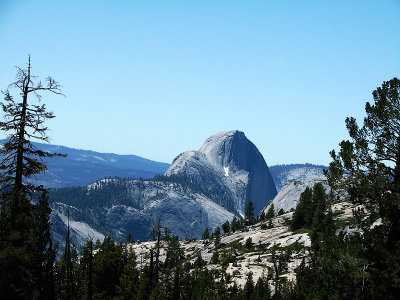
[0, 140, 170, 188]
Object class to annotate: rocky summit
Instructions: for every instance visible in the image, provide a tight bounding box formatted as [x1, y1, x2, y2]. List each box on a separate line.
[166, 130, 277, 216]
[50, 130, 277, 250]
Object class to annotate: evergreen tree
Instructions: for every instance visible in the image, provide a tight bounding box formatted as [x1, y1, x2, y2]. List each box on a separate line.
[291, 184, 328, 232]
[222, 220, 230, 234]
[202, 227, 210, 240]
[93, 237, 125, 298]
[311, 183, 327, 231]
[266, 203, 275, 220]
[0, 56, 65, 195]
[325, 77, 400, 298]
[254, 273, 271, 300]
[65, 211, 72, 300]
[271, 247, 289, 298]
[31, 191, 56, 299]
[244, 271, 254, 300]
[231, 216, 241, 232]
[213, 227, 221, 248]
[0, 57, 65, 298]
[245, 201, 255, 225]
[150, 218, 163, 284]
[79, 239, 94, 300]
[125, 232, 135, 244]
[116, 245, 139, 299]
[245, 237, 253, 249]
[291, 187, 312, 231]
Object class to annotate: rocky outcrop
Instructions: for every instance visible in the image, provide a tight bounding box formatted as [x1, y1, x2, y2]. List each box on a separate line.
[50, 178, 235, 247]
[261, 178, 329, 214]
[166, 130, 277, 215]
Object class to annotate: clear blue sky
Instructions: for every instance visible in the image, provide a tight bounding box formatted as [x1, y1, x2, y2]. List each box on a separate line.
[0, 0, 399, 166]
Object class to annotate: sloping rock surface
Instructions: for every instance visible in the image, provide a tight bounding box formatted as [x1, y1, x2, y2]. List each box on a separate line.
[166, 130, 277, 215]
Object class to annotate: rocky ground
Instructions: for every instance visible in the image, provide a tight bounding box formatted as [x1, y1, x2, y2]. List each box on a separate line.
[127, 200, 357, 287]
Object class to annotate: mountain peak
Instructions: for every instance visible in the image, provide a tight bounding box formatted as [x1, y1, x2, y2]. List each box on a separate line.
[166, 130, 277, 215]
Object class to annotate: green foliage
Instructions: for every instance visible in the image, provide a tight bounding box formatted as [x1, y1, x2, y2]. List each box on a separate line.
[125, 232, 135, 243]
[291, 183, 327, 232]
[324, 77, 400, 298]
[266, 203, 275, 219]
[211, 250, 219, 264]
[201, 227, 210, 240]
[245, 201, 255, 225]
[231, 216, 243, 232]
[0, 58, 63, 299]
[294, 78, 400, 299]
[244, 271, 254, 300]
[254, 273, 271, 300]
[222, 220, 230, 234]
[271, 247, 290, 297]
[31, 191, 57, 299]
[213, 227, 221, 248]
[277, 208, 285, 216]
[220, 250, 235, 269]
[93, 237, 125, 298]
[267, 218, 273, 229]
[245, 237, 253, 249]
[194, 253, 206, 269]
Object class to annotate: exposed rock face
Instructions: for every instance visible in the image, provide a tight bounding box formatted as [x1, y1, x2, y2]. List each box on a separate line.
[269, 164, 327, 191]
[50, 202, 105, 251]
[50, 178, 235, 248]
[261, 178, 329, 214]
[166, 130, 277, 215]
[50, 130, 276, 252]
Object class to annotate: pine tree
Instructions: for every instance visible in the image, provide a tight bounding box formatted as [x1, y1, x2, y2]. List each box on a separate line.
[79, 239, 94, 300]
[213, 227, 221, 248]
[0, 56, 65, 194]
[222, 220, 230, 234]
[271, 247, 289, 298]
[116, 245, 139, 299]
[311, 183, 327, 230]
[266, 203, 275, 220]
[202, 227, 210, 240]
[244, 271, 254, 300]
[93, 237, 125, 298]
[326, 77, 400, 298]
[150, 218, 163, 284]
[0, 57, 65, 298]
[65, 211, 72, 300]
[231, 216, 241, 232]
[245, 201, 255, 225]
[31, 191, 56, 299]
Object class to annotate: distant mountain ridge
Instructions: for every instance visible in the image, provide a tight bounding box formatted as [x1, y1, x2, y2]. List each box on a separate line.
[269, 163, 328, 191]
[0, 140, 170, 188]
